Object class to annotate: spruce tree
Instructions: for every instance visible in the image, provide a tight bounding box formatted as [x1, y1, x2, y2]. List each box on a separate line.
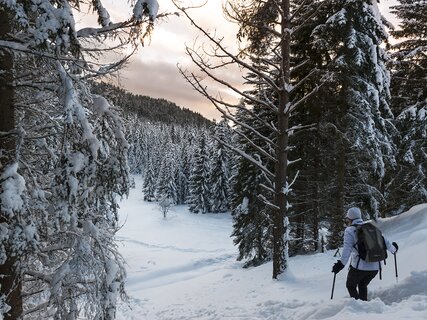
[286, 0, 334, 254]
[311, 0, 396, 247]
[143, 157, 157, 201]
[0, 7, 22, 318]
[230, 109, 273, 267]
[388, 0, 427, 213]
[209, 121, 232, 213]
[0, 1, 159, 317]
[188, 133, 211, 213]
[176, 143, 191, 205]
[155, 148, 178, 204]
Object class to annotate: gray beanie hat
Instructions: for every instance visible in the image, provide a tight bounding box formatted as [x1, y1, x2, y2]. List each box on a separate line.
[346, 207, 362, 220]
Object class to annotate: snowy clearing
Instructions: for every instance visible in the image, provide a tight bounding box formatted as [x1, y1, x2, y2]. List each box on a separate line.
[116, 177, 427, 320]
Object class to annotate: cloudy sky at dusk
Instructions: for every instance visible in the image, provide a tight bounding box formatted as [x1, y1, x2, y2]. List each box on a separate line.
[84, 0, 401, 120]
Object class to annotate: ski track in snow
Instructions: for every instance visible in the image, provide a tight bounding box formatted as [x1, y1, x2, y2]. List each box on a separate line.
[126, 253, 237, 290]
[116, 177, 427, 320]
[117, 236, 231, 254]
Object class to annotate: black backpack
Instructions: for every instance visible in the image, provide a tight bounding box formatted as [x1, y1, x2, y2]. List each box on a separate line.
[354, 223, 388, 263]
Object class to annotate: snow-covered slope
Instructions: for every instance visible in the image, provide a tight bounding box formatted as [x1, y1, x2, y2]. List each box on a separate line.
[116, 177, 427, 319]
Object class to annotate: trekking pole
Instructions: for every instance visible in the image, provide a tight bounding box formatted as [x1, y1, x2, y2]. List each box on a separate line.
[394, 252, 398, 283]
[331, 273, 336, 300]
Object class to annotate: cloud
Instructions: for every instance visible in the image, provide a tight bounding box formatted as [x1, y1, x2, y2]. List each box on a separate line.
[102, 0, 399, 121]
[118, 58, 223, 120]
[119, 53, 245, 121]
[101, 0, 244, 120]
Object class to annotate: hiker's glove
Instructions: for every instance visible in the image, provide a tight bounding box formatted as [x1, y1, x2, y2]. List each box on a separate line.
[332, 260, 344, 274]
[392, 242, 398, 252]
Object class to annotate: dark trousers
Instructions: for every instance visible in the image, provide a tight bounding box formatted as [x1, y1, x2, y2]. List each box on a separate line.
[346, 266, 378, 301]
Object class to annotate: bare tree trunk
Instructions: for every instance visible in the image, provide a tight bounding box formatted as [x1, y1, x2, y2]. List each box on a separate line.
[272, 0, 291, 279]
[312, 156, 320, 252]
[333, 139, 346, 246]
[0, 7, 23, 319]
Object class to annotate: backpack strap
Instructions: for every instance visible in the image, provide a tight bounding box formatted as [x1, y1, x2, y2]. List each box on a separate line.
[351, 225, 362, 269]
[379, 262, 382, 280]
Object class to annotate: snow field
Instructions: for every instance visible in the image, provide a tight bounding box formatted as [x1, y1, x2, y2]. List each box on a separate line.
[116, 177, 427, 319]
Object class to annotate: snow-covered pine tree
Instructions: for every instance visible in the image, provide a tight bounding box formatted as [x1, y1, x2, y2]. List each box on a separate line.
[127, 115, 146, 174]
[209, 121, 232, 213]
[286, 0, 332, 254]
[188, 133, 211, 213]
[388, 0, 427, 213]
[175, 0, 327, 278]
[311, 0, 396, 247]
[0, 9, 23, 317]
[230, 108, 274, 267]
[155, 147, 178, 204]
[176, 141, 192, 205]
[143, 157, 157, 201]
[0, 0, 160, 318]
[43, 91, 130, 319]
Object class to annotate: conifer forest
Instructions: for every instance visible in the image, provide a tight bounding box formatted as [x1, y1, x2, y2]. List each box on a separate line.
[0, 0, 426, 319]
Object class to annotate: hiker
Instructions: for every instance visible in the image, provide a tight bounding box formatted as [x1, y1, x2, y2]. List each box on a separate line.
[331, 207, 398, 301]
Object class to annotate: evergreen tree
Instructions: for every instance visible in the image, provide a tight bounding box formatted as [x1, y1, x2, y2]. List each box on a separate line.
[0, 8, 22, 317]
[176, 142, 191, 205]
[221, 0, 293, 278]
[312, 0, 396, 247]
[287, 0, 332, 254]
[209, 121, 232, 213]
[388, 0, 427, 213]
[143, 157, 157, 201]
[155, 148, 178, 204]
[0, 1, 159, 318]
[231, 109, 273, 267]
[188, 134, 211, 213]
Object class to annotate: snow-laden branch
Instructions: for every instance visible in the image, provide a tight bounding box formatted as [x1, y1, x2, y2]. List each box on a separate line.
[218, 140, 275, 179]
[291, 0, 327, 35]
[287, 158, 301, 166]
[259, 183, 276, 195]
[92, 0, 112, 27]
[258, 194, 280, 210]
[77, 0, 159, 37]
[224, 129, 277, 163]
[287, 81, 323, 114]
[56, 61, 100, 158]
[77, 21, 135, 38]
[282, 170, 299, 195]
[0, 40, 83, 63]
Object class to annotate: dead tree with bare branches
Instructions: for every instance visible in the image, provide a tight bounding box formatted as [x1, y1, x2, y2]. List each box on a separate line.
[173, 0, 326, 279]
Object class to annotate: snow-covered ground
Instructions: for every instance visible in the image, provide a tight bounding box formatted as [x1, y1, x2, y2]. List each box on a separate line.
[116, 177, 427, 320]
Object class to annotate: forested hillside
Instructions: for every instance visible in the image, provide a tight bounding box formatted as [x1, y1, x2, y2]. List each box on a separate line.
[91, 82, 212, 127]
[92, 83, 234, 214]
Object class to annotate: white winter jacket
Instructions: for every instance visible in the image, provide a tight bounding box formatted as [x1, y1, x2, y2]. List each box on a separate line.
[339, 219, 397, 271]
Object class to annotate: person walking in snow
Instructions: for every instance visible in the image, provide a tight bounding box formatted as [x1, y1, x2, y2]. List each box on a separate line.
[331, 207, 398, 301]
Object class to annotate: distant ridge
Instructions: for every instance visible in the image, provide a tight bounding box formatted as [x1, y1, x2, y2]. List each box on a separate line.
[91, 82, 212, 127]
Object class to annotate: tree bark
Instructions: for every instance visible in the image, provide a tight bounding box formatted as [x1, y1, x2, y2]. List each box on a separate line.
[313, 153, 320, 252]
[0, 7, 23, 319]
[272, 0, 291, 279]
[334, 138, 346, 246]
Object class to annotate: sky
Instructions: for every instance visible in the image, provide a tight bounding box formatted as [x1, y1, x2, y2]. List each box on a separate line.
[115, 176, 427, 319]
[85, 0, 401, 120]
